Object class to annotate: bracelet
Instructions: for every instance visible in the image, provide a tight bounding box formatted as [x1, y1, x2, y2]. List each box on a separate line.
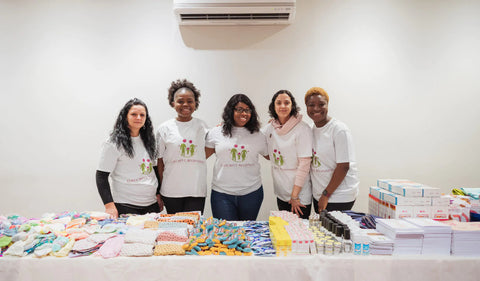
[291, 196, 300, 201]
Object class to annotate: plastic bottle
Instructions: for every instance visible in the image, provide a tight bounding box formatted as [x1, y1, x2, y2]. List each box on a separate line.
[343, 228, 353, 254]
[361, 233, 370, 256]
[352, 231, 362, 255]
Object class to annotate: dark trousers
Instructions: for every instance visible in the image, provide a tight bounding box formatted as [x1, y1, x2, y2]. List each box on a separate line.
[276, 198, 312, 220]
[161, 196, 206, 214]
[312, 198, 355, 214]
[114, 202, 160, 216]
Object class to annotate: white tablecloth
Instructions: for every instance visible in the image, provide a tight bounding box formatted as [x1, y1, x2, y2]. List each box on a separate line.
[1, 254, 478, 281]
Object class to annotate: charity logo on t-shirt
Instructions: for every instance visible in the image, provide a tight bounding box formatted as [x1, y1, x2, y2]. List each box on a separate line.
[230, 144, 248, 162]
[140, 158, 153, 174]
[180, 139, 197, 158]
[311, 149, 321, 168]
[272, 148, 284, 166]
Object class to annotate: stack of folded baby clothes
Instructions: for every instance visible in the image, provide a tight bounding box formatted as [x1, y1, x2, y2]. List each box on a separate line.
[120, 228, 158, 257]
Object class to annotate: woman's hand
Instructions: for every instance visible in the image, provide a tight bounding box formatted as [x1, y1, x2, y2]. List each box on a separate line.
[289, 185, 304, 217]
[318, 195, 329, 212]
[157, 194, 164, 212]
[318, 162, 349, 213]
[104, 202, 118, 219]
[289, 198, 306, 217]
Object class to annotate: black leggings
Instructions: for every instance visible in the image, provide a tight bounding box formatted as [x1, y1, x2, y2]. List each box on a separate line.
[114, 202, 160, 216]
[276, 198, 312, 220]
[312, 198, 355, 214]
[161, 196, 206, 214]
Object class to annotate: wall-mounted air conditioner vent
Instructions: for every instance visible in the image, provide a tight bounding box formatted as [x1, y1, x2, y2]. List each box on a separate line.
[173, 0, 296, 25]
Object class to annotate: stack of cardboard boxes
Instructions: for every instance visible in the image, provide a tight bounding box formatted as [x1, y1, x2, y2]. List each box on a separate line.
[369, 179, 449, 220]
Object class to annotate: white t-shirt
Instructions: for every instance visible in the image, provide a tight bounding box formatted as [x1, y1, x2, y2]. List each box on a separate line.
[206, 126, 268, 196]
[156, 118, 209, 197]
[311, 118, 359, 202]
[97, 136, 158, 206]
[263, 121, 313, 205]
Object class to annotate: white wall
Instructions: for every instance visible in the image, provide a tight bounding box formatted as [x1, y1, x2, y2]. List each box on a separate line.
[1, 0, 479, 220]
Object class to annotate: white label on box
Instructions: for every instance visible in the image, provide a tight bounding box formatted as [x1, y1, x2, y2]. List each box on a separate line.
[377, 179, 411, 191]
[431, 197, 450, 206]
[422, 186, 441, 197]
[377, 179, 390, 190]
[413, 206, 431, 218]
[411, 197, 432, 206]
[384, 193, 410, 206]
[432, 206, 449, 220]
[370, 186, 382, 199]
[392, 205, 413, 219]
[390, 183, 423, 197]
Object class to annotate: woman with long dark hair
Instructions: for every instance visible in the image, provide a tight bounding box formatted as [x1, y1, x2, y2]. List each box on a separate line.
[96, 98, 160, 218]
[263, 90, 313, 219]
[205, 94, 267, 220]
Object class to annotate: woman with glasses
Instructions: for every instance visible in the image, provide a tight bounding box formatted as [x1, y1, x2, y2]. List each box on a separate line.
[96, 98, 160, 218]
[263, 90, 313, 219]
[205, 94, 268, 220]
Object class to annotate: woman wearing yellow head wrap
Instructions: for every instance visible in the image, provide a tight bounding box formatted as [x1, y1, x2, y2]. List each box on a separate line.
[305, 87, 359, 213]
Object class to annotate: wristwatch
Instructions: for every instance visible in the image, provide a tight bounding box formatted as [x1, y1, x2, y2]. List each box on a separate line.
[322, 189, 331, 198]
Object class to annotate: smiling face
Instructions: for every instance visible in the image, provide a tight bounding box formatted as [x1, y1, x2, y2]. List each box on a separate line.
[127, 105, 147, 134]
[306, 94, 329, 127]
[274, 93, 292, 123]
[233, 102, 252, 127]
[172, 88, 196, 122]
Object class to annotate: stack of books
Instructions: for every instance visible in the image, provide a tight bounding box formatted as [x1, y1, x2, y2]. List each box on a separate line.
[376, 219, 424, 255]
[404, 218, 452, 255]
[442, 221, 480, 256]
[365, 230, 394, 255]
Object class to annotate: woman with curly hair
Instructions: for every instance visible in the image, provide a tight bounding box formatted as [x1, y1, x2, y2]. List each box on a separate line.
[263, 90, 313, 219]
[305, 87, 359, 213]
[156, 79, 209, 214]
[96, 98, 161, 218]
[205, 94, 267, 220]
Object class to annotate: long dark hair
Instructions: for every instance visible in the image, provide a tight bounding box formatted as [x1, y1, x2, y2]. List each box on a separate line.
[268, 89, 300, 120]
[110, 98, 156, 159]
[222, 94, 260, 137]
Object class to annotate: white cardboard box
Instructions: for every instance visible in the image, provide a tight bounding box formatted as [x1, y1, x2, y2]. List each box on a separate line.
[431, 196, 450, 206]
[421, 186, 441, 197]
[369, 194, 380, 216]
[369, 186, 383, 199]
[431, 206, 449, 220]
[391, 205, 413, 219]
[390, 182, 423, 197]
[383, 192, 411, 206]
[413, 206, 431, 218]
[377, 179, 413, 191]
[411, 197, 432, 206]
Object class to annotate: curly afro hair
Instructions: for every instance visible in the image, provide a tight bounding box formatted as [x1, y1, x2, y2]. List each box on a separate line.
[167, 79, 201, 109]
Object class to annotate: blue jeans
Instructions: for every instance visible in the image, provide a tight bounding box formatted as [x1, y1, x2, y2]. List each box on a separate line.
[210, 186, 264, 221]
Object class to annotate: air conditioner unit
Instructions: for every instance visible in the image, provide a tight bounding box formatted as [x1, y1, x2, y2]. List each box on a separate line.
[173, 0, 296, 25]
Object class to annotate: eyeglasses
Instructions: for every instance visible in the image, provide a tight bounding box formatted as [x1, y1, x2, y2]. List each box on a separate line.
[234, 107, 252, 114]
